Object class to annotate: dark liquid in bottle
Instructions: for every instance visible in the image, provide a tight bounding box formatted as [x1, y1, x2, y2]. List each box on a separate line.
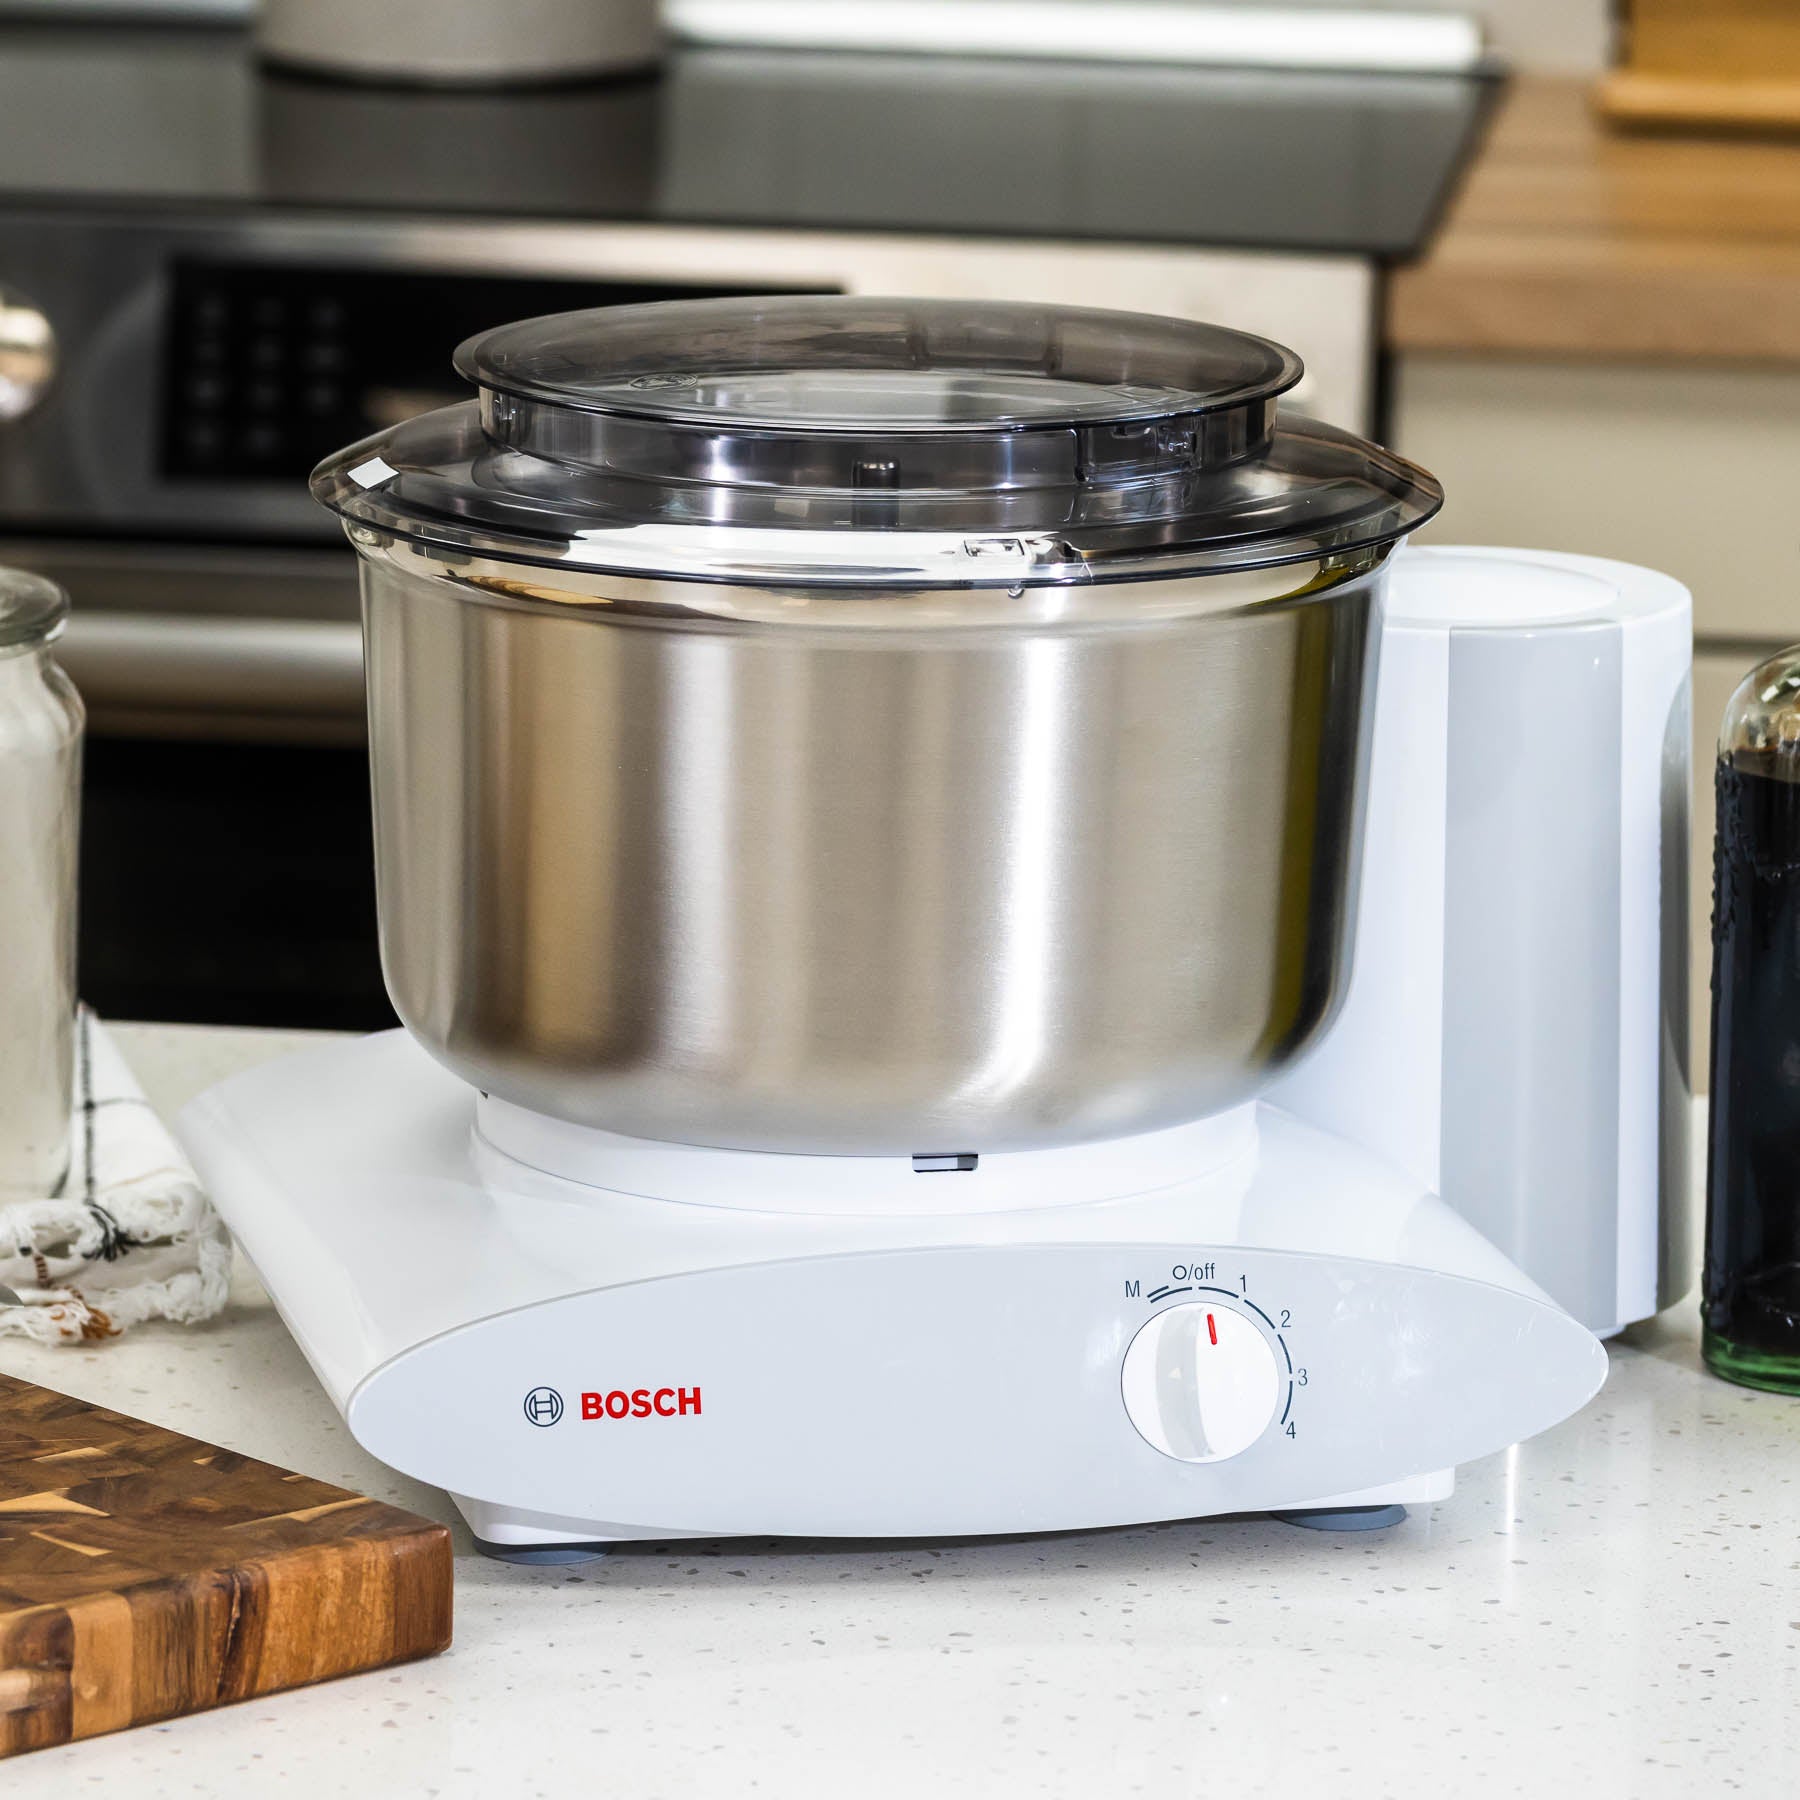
[1705, 752, 1800, 1390]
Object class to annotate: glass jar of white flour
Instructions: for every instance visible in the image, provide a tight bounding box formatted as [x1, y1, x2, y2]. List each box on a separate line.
[0, 567, 82, 1199]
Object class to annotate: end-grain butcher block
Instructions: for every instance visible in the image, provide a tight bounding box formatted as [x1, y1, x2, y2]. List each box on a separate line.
[0, 1371, 451, 1758]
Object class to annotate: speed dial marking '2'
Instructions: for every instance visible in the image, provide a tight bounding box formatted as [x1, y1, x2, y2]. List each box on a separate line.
[1120, 1303, 1282, 1462]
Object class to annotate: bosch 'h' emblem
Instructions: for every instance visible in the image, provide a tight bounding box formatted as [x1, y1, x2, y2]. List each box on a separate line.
[523, 1386, 564, 1427]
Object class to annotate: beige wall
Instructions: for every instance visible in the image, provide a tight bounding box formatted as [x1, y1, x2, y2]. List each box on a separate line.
[1477, 0, 1610, 72]
[1392, 357, 1800, 642]
[1392, 352, 1800, 1086]
[1298, 0, 1612, 70]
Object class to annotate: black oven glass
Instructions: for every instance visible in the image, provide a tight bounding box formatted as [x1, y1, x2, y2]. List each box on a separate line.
[79, 736, 398, 1032]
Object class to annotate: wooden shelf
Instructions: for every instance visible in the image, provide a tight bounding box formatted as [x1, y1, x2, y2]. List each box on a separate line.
[1597, 71, 1800, 135]
[1595, 0, 1800, 135]
[1389, 77, 1800, 363]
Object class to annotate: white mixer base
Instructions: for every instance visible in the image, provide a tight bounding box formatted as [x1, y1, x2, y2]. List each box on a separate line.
[455, 1469, 1459, 1562]
[179, 1032, 1605, 1547]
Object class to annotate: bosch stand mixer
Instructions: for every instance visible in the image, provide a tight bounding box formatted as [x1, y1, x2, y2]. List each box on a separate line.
[180, 299, 1690, 1558]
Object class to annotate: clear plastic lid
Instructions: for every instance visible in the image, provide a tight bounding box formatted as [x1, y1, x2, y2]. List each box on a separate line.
[312, 296, 1441, 587]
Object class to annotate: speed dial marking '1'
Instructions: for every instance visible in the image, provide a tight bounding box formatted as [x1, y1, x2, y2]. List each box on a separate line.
[1120, 1303, 1282, 1462]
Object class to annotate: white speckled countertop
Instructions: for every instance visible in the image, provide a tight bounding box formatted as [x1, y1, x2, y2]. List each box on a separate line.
[3, 1024, 1797, 1798]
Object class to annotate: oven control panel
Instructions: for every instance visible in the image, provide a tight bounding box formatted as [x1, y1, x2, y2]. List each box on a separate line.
[159, 258, 823, 484]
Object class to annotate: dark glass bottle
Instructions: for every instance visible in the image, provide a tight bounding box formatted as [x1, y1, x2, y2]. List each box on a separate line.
[1705, 652, 1800, 1392]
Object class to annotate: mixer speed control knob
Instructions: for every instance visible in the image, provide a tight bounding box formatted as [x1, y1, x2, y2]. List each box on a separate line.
[1121, 1303, 1281, 1462]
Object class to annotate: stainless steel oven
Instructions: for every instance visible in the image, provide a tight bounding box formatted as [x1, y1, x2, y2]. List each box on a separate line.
[3, 212, 834, 1023]
[0, 23, 1491, 1026]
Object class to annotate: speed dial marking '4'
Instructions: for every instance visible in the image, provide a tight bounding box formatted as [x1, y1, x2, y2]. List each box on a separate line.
[1120, 1302, 1283, 1462]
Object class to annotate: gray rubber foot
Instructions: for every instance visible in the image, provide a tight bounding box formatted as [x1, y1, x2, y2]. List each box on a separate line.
[1273, 1503, 1408, 1532]
[474, 1538, 613, 1565]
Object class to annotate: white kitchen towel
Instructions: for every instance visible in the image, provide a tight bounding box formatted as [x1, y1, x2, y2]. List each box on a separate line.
[0, 1009, 231, 1343]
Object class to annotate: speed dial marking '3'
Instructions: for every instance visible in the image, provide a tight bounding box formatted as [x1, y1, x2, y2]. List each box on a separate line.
[1120, 1303, 1282, 1462]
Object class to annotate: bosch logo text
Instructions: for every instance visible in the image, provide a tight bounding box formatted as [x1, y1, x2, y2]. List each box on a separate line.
[582, 1387, 702, 1420]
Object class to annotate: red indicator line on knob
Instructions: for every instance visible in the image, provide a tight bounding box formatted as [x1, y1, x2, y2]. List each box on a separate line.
[1206, 1313, 1218, 1346]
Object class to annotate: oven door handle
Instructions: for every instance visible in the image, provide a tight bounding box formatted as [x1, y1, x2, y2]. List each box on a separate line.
[60, 612, 367, 740]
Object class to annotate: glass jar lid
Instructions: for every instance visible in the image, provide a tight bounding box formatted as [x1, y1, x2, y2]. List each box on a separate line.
[313, 296, 1441, 587]
[0, 565, 68, 650]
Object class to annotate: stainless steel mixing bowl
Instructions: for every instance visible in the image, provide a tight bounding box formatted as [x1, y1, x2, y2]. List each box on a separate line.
[317, 297, 1439, 1153]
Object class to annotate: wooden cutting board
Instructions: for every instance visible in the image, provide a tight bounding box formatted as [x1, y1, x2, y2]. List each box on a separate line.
[0, 1371, 452, 1758]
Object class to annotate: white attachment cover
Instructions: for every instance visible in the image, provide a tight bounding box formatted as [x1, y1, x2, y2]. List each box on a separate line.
[1274, 546, 1692, 1335]
[180, 1031, 1605, 1543]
